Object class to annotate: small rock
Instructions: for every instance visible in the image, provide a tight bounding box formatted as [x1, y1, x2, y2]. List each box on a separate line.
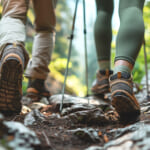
[88, 96, 112, 111]
[29, 102, 47, 110]
[21, 96, 50, 106]
[141, 101, 150, 107]
[61, 104, 96, 116]
[105, 123, 150, 150]
[40, 97, 49, 105]
[105, 111, 119, 122]
[24, 109, 46, 126]
[40, 105, 53, 114]
[70, 128, 99, 142]
[21, 105, 32, 114]
[21, 96, 33, 105]
[63, 108, 114, 125]
[49, 94, 111, 112]
[108, 122, 141, 138]
[85, 146, 103, 150]
[141, 101, 150, 114]
[49, 94, 88, 112]
[4, 121, 40, 150]
[107, 141, 134, 150]
[85, 122, 150, 150]
[0, 145, 7, 150]
[50, 113, 61, 119]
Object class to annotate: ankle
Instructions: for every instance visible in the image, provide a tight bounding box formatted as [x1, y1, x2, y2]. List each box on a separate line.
[110, 72, 131, 81]
[98, 60, 110, 70]
[114, 60, 133, 74]
[28, 78, 45, 89]
[99, 69, 113, 76]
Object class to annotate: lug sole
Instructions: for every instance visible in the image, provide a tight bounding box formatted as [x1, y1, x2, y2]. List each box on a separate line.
[112, 95, 140, 117]
[0, 57, 23, 114]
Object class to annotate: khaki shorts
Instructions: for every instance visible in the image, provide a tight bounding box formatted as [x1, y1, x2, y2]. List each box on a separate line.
[2, 0, 57, 32]
[0, 0, 57, 79]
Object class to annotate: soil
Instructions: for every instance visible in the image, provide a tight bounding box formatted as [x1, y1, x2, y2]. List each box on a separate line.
[3, 92, 150, 150]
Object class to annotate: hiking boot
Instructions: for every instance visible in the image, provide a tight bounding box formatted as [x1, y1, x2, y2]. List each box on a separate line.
[110, 72, 140, 117]
[0, 44, 25, 114]
[91, 70, 113, 95]
[26, 78, 51, 102]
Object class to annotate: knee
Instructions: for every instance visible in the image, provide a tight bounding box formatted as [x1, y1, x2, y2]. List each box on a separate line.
[34, 16, 56, 33]
[35, 24, 55, 33]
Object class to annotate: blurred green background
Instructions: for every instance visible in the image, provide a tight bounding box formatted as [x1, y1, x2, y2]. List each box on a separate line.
[0, 0, 150, 96]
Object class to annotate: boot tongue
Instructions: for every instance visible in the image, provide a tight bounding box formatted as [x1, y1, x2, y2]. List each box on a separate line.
[110, 72, 131, 80]
[117, 72, 122, 79]
[121, 72, 131, 79]
[106, 69, 109, 76]
[99, 70, 113, 76]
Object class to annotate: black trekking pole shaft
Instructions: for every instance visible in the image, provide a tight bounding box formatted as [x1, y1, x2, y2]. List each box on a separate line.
[83, 0, 89, 97]
[143, 40, 149, 98]
[60, 0, 79, 112]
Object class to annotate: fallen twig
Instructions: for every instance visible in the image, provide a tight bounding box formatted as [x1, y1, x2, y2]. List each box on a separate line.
[42, 131, 51, 146]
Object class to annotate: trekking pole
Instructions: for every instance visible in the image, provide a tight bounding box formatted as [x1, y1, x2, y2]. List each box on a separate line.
[143, 39, 150, 98]
[60, 0, 79, 112]
[83, 0, 89, 97]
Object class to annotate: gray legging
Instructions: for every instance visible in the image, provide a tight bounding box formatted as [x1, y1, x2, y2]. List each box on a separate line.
[94, 0, 145, 65]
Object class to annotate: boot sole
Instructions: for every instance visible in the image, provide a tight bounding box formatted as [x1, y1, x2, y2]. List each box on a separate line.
[0, 57, 23, 114]
[112, 95, 140, 117]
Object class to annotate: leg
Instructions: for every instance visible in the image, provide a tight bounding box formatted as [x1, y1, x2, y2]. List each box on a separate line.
[25, 0, 56, 80]
[115, 0, 145, 73]
[110, 0, 145, 117]
[91, 0, 114, 95]
[0, 0, 29, 114]
[94, 0, 113, 70]
[0, 0, 29, 67]
[24, 0, 57, 100]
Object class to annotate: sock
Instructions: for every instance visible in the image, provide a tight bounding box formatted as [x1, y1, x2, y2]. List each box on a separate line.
[114, 65, 131, 74]
[98, 60, 110, 70]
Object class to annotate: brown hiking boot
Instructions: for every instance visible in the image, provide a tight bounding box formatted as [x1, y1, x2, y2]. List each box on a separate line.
[0, 44, 25, 114]
[110, 72, 140, 117]
[26, 79, 51, 102]
[91, 70, 113, 95]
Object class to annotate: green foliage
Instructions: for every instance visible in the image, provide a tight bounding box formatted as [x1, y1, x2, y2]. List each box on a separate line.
[49, 57, 86, 96]
[22, 77, 28, 95]
[0, 5, 2, 19]
[1, 1, 150, 95]
[132, 3, 150, 83]
[50, 0, 85, 96]
[132, 62, 145, 83]
[25, 41, 33, 56]
[0, 139, 12, 150]
[23, 1, 85, 96]
[55, 0, 72, 58]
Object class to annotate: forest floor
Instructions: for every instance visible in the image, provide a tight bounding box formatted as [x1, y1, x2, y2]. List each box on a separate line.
[2, 86, 150, 150]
